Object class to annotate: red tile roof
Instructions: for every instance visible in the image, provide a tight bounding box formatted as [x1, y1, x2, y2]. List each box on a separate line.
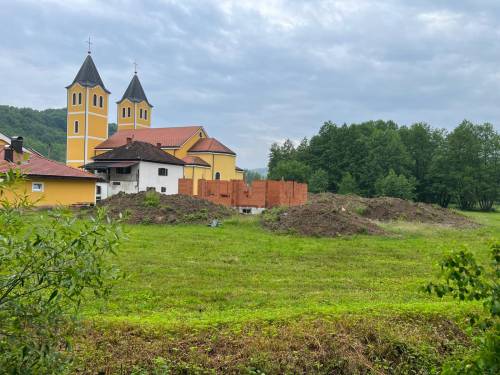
[182, 156, 211, 167]
[95, 126, 204, 149]
[188, 138, 235, 155]
[0, 150, 98, 179]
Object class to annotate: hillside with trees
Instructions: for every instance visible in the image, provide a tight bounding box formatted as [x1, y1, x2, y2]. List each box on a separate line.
[268, 120, 500, 210]
[0, 105, 117, 162]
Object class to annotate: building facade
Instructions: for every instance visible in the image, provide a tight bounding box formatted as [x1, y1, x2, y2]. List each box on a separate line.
[83, 141, 185, 200]
[1, 135, 98, 206]
[66, 53, 244, 194]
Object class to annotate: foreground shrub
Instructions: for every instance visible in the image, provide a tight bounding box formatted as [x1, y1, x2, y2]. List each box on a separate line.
[0, 170, 122, 373]
[426, 243, 499, 374]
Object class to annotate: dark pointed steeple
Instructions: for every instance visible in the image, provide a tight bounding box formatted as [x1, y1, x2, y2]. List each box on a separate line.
[118, 74, 153, 107]
[67, 54, 110, 93]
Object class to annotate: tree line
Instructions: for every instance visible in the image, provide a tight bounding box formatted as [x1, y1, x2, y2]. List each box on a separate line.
[0, 105, 117, 162]
[267, 120, 500, 211]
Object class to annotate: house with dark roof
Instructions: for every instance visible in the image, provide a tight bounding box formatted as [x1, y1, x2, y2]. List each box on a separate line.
[83, 140, 185, 199]
[0, 134, 98, 206]
[65, 52, 245, 197]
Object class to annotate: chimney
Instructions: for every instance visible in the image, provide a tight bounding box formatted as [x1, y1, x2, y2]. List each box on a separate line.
[4, 146, 13, 162]
[126, 137, 133, 145]
[10, 136, 23, 153]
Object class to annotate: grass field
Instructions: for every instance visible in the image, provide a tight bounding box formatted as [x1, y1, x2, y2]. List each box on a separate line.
[83, 211, 499, 327]
[75, 210, 499, 373]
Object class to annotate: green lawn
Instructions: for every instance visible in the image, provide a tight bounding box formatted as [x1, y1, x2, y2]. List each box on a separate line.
[83, 211, 500, 328]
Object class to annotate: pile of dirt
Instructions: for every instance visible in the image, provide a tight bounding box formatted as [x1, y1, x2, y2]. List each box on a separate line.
[96, 191, 235, 225]
[262, 204, 385, 237]
[310, 193, 476, 227]
[262, 193, 476, 237]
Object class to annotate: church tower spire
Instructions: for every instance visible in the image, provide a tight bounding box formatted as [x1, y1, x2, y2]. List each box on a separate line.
[66, 52, 110, 168]
[117, 66, 153, 131]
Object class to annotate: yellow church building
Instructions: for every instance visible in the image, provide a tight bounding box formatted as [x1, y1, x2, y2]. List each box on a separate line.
[66, 52, 244, 194]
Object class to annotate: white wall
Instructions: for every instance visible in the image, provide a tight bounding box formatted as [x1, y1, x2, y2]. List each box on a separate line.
[138, 161, 183, 195]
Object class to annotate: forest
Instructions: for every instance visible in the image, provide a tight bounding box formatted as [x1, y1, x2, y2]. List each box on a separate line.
[268, 120, 500, 211]
[0, 105, 116, 162]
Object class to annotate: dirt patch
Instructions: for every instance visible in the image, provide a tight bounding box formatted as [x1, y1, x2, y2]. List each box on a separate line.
[262, 204, 385, 237]
[310, 193, 476, 227]
[262, 193, 476, 237]
[95, 191, 235, 225]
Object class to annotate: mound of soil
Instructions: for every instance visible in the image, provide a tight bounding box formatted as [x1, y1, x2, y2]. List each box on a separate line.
[310, 193, 476, 227]
[97, 191, 235, 225]
[262, 193, 476, 237]
[262, 204, 385, 237]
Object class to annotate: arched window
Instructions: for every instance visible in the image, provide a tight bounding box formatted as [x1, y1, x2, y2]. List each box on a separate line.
[72, 93, 76, 105]
[99, 96, 103, 108]
[199, 132, 203, 138]
[127, 107, 131, 117]
[140, 109, 143, 119]
[93, 94, 97, 106]
[74, 120, 79, 134]
[215, 172, 221, 180]
[78, 93, 82, 105]
[122, 107, 126, 118]
[144, 109, 148, 120]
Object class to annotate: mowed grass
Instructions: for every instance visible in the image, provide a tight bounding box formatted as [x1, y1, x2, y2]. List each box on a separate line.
[84, 211, 500, 328]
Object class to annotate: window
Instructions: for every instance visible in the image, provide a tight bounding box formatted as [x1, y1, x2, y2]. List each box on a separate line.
[116, 166, 131, 174]
[93, 94, 97, 106]
[32, 182, 44, 192]
[112, 181, 121, 186]
[72, 93, 76, 105]
[140, 108, 143, 118]
[144, 110, 148, 120]
[99, 96, 103, 108]
[122, 107, 126, 118]
[96, 186, 102, 195]
[78, 93, 82, 105]
[199, 132, 203, 138]
[215, 172, 221, 180]
[127, 107, 131, 117]
[74, 120, 79, 134]
[160, 187, 167, 193]
[158, 168, 168, 176]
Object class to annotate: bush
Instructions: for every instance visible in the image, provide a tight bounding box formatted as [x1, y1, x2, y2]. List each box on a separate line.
[375, 169, 416, 200]
[143, 190, 160, 207]
[426, 243, 500, 374]
[0, 170, 122, 372]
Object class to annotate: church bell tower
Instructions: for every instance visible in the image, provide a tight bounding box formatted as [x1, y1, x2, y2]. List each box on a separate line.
[66, 50, 110, 168]
[117, 67, 153, 131]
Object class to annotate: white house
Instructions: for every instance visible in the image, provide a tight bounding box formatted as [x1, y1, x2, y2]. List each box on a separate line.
[83, 141, 185, 200]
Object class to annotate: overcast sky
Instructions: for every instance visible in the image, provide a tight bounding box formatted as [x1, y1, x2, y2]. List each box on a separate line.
[1, 1, 500, 168]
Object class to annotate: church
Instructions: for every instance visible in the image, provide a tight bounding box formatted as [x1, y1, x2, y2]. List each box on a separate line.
[66, 52, 244, 198]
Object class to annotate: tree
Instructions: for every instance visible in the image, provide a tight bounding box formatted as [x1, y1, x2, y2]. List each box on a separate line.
[0, 170, 122, 372]
[267, 139, 297, 174]
[426, 243, 499, 374]
[244, 170, 262, 185]
[400, 123, 444, 202]
[337, 172, 359, 195]
[308, 169, 329, 193]
[268, 159, 310, 183]
[375, 169, 416, 200]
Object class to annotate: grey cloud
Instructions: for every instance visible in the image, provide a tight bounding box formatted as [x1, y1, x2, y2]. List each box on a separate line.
[0, 0, 499, 168]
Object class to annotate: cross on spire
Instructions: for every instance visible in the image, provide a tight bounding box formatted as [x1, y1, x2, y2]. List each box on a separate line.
[86, 36, 92, 54]
[133, 60, 138, 74]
